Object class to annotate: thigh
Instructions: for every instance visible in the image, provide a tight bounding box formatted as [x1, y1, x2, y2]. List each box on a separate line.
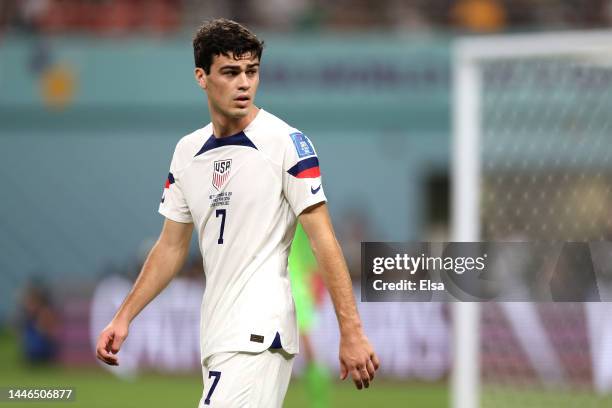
[250, 349, 295, 408]
[198, 350, 294, 408]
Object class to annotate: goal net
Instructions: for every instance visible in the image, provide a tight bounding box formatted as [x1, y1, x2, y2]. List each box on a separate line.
[452, 31, 612, 408]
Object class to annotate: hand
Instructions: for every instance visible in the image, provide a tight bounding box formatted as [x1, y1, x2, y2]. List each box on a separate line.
[339, 331, 380, 390]
[96, 318, 129, 366]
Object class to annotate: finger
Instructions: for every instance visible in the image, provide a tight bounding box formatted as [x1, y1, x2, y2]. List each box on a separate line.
[96, 334, 111, 358]
[101, 356, 119, 366]
[360, 366, 371, 389]
[97, 331, 110, 348]
[97, 341, 118, 364]
[97, 333, 119, 365]
[110, 333, 126, 354]
[366, 359, 376, 381]
[100, 351, 118, 366]
[351, 368, 364, 390]
[371, 352, 381, 370]
[103, 332, 114, 352]
[97, 347, 118, 365]
[340, 362, 348, 380]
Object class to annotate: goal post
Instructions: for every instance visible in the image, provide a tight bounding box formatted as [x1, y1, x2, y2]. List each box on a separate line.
[452, 34, 482, 408]
[452, 30, 612, 408]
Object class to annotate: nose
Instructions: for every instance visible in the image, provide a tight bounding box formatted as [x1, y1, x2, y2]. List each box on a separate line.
[238, 72, 250, 91]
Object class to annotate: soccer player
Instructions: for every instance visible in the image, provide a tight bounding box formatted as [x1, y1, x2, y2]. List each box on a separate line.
[95, 18, 379, 407]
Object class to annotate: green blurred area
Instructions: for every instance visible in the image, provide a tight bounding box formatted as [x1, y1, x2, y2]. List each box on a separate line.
[0, 332, 447, 407]
[4, 329, 612, 407]
[481, 386, 612, 408]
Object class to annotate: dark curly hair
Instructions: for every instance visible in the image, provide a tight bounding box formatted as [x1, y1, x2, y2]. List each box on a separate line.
[193, 19, 264, 75]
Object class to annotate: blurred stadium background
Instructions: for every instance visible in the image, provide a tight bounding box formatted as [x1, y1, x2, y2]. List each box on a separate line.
[2, 1, 612, 407]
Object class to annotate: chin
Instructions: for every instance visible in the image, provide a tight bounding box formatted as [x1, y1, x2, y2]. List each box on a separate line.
[228, 108, 250, 118]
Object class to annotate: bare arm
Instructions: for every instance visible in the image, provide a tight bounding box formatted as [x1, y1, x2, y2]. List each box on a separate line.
[299, 203, 380, 389]
[96, 218, 193, 365]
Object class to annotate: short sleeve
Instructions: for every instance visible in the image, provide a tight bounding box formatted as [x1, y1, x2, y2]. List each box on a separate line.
[282, 131, 327, 216]
[158, 146, 193, 223]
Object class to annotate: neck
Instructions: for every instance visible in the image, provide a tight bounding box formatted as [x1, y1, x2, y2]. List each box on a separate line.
[210, 105, 259, 138]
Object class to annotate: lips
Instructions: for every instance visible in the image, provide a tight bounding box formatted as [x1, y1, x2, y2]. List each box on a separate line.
[235, 95, 250, 101]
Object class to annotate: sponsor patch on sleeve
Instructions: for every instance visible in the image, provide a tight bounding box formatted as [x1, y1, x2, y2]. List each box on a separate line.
[290, 132, 315, 158]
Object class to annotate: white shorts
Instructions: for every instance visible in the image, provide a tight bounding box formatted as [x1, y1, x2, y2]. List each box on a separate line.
[198, 349, 295, 408]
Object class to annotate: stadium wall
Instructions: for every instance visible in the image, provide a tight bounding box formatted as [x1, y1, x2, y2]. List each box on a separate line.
[0, 35, 451, 320]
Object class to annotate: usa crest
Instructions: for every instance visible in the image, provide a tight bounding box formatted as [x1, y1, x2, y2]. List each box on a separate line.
[212, 159, 232, 190]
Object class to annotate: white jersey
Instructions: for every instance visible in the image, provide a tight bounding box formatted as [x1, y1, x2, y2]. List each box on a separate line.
[158, 109, 326, 363]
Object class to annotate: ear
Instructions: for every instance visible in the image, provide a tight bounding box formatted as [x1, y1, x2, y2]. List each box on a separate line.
[194, 68, 207, 90]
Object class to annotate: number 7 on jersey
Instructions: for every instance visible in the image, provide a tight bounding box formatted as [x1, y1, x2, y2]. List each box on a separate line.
[216, 209, 227, 244]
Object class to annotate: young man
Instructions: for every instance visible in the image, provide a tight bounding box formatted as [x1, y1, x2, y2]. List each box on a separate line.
[96, 18, 379, 407]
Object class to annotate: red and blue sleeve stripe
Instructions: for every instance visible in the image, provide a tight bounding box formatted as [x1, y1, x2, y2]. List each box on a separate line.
[164, 172, 175, 188]
[287, 157, 320, 179]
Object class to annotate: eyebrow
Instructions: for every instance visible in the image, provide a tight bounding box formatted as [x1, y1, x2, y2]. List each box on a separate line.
[219, 63, 260, 71]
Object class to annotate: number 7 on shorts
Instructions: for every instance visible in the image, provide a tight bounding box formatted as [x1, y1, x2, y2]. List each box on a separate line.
[204, 371, 221, 405]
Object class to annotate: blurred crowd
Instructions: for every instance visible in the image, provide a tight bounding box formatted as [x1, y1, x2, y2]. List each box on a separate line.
[17, 282, 59, 364]
[2, 0, 612, 36]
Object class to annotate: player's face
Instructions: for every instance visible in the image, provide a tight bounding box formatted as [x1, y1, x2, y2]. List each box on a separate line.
[196, 52, 260, 120]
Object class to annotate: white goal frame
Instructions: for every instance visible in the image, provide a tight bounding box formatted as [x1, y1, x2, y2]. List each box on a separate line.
[451, 29, 612, 408]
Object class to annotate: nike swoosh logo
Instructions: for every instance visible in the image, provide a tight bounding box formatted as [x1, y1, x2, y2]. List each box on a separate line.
[311, 185, 321, 194]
